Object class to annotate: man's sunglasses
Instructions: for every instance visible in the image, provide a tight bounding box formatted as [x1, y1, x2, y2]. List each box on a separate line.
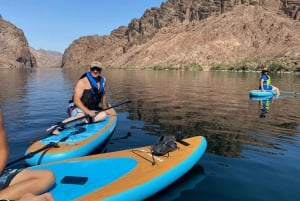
[91, 67, 102, 72]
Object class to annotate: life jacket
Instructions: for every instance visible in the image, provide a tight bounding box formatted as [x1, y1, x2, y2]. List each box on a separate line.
[259, 74, 271, 89]
[81, 72, 105, 110]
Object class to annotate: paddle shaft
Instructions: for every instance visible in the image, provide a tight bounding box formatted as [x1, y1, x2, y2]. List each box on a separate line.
[5, 142, 58, 168]
[280, 91, 300, 95]
[31, 100, 131, 143]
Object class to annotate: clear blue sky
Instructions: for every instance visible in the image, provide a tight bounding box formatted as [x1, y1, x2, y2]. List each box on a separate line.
[1, 0, 166, 53]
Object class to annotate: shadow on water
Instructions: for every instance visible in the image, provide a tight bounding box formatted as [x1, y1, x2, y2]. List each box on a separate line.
[146, 164, 206, 201]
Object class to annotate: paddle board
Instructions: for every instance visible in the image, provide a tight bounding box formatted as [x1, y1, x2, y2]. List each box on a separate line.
[249, 90, 276, 98]
[29, 136, 207, 201]
[25, 108, 117, 166]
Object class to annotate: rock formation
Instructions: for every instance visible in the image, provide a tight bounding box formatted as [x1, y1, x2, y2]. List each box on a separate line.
[0, 16, 36, 68]
[30, 48, 62, 68]
[62, 0, 300, 70]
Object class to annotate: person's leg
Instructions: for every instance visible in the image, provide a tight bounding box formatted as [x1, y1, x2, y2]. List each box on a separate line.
[18, 192, 54, 201]
[51, 108, 107, 134]
[52, 111, 87, 134]
[93, 111, 107, 122]
[0, 170, 55, 200]
[62, 112, 86, 124]
[272, 86, 280, 96]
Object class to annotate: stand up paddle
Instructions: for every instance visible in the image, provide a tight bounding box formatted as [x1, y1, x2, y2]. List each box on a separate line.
[31, 100, 132, 143]
[280, 90, 300, 94]
[280, 91, 300, 96]
[5, 142, 59, 168]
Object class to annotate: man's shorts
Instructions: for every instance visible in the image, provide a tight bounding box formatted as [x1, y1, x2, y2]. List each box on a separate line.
[71, 107, 84, 117]
[259, 86, 273, 90]
[0, 168, 22, 190]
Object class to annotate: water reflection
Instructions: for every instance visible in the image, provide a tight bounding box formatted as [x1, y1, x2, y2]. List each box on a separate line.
[249, 96, 274, 118]
[1, 68, 299, 201]
[0, 69, 299, 160]
[146, 164, 206, 201]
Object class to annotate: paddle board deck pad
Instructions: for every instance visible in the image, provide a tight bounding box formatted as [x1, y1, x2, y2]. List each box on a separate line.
[29, 136, 207, 201]
[25, 108, 117, 166]
[249, 90, 276, 98]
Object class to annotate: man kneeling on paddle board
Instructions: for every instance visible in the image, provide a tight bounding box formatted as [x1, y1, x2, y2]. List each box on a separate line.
[53, 61, 109, 134]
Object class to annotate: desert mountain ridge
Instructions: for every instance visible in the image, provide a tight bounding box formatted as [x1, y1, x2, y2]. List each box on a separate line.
[62, 0, 300, 71]
[0, 16, 62, 68]
[1, 0, 299, 71]
[0, 16, 36, 68]
[29, 48, 62, 68]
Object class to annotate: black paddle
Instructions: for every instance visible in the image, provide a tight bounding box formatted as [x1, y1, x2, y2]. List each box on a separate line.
[279, 91, 300, 97]
[6, 128, 86, 168]
[31, 100, 132, 143]
[5, 142, 59, 168]
[280, 90, 300, 94]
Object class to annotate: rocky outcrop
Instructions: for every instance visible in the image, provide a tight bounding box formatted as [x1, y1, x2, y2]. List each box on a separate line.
[30, 48, 62, 68]
[0, 16, 36, 68]
[61, 0, 300, 69]
[281, 0, 300, 20]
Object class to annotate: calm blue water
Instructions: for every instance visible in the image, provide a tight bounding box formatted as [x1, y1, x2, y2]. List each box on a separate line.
[1, 68, 299, 201]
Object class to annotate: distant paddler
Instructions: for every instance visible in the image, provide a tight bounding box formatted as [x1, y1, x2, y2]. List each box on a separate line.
[259, 68, 280, 97]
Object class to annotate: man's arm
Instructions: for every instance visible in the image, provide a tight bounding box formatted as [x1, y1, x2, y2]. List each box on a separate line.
[260, 79, 264, 91]
[73, 79, 91, 115]
[101, 93, 108, 110]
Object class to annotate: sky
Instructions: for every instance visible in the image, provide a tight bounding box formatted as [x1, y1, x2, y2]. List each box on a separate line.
[1, 0, 166, 53]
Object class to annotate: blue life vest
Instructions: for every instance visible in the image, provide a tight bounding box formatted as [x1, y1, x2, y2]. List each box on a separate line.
[259, 74, 272, 90]
[81, 72, 105, 110]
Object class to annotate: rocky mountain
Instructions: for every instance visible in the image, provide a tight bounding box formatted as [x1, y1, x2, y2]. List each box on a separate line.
[0, 16, 36, 68]
[62, 0, 300, 71]
[30, 48, 62, 68]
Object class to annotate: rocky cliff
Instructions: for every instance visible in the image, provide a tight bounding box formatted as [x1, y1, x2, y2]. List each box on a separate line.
[62, 0, 300, 70]
[30, 48, 62, 68]
[0, 16, 36, 68]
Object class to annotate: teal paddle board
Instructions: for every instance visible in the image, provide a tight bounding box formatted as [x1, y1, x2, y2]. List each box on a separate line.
[25, 108, 117, 166]
[29, 136, 207, 201]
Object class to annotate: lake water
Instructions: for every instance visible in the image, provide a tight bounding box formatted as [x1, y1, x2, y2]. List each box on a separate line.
[0, 68, 299, 201]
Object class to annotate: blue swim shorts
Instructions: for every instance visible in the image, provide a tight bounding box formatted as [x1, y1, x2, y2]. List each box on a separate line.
[0, 168, 22, 190]
[71, 107, 84, 117]
[259, 86, 273, 90]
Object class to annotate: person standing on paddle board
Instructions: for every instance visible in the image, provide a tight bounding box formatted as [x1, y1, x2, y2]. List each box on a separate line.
[259, 68, 280, 96]
[0, 109, 55, 201]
